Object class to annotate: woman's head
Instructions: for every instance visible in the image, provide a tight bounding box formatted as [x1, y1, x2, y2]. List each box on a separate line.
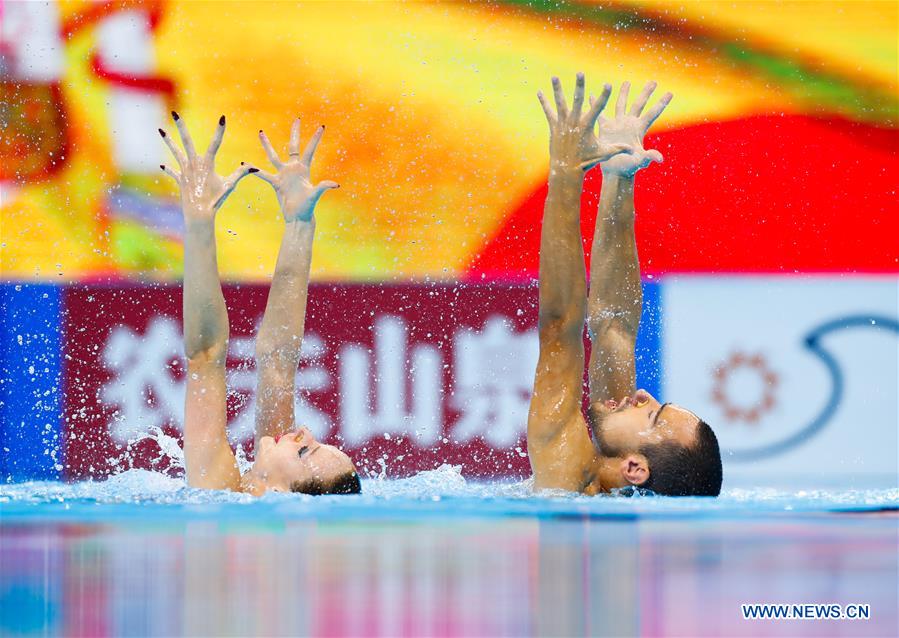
[243, 427, 361, 496]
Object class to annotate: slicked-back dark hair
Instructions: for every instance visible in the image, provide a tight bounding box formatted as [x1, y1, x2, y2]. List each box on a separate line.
[291, 471, 362, 495]
[639, 420, 722, 496]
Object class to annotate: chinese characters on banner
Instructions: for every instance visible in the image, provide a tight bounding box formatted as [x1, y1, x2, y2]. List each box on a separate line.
[63, 284, 541, 479]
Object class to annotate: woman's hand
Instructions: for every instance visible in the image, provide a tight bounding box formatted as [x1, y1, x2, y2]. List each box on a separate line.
[159, 112, 255, 219]
[537, 73, 633, 174]
[251, 118, 339, 223]
[596, 81, 673, 178]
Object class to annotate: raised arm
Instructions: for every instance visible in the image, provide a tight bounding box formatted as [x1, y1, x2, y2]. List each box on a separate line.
[587, 82, 672, 406]
[160, 112, 254, 490]
[250, 119, 338, 447]
[527, 74, 631, 489]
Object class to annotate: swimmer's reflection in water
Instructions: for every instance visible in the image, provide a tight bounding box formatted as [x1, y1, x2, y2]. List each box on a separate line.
[527, 75, 722, 496]
[160, 114, 359, 496]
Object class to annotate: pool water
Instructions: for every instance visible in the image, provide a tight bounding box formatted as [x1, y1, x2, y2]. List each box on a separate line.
[1, 468, 897, 638]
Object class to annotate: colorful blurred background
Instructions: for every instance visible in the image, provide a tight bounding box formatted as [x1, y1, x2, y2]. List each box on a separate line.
[1, 1, 897, 483]
[3, 0, 896, 282]
[2, 7, 897, 638]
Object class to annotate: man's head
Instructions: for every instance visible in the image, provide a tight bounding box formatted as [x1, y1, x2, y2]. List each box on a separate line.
[591, 389, 722, 496]
[244, 427, 361, 496]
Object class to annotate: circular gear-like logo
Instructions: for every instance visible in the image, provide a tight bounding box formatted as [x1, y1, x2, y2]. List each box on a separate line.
[711, 351, 778, 424]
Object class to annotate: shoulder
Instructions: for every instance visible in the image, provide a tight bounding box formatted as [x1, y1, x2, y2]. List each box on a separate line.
[529, 410, 598, 492]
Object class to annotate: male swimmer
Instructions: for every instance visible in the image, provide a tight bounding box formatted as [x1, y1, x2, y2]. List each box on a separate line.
[527, 75, 722, 496]
[160, 114, 360, 495]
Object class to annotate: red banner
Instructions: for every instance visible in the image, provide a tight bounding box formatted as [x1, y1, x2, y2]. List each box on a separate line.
[63, 284, 541, 479]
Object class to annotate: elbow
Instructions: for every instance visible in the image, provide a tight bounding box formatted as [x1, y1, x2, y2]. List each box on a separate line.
[254, 339, 277, 363]
[586, 312, 637, 342]
[538, 312, 584, 343]
[185, 340, 228, 368]
[254, 340, 299, 383]
[254, 338, 293, 366]
[539, 297, 586, 340]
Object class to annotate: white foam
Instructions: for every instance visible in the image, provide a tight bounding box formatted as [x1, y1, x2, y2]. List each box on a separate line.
[1, 464, 896, 513]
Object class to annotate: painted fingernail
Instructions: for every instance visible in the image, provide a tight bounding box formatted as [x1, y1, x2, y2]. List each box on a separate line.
[259, 129, 263, 134]
[248, 168, 259, 173]
[171, 111, 180, 121]
[158, 128, 166, 137]
[219, 115, 225, 126]
[160, 164, 165, 170]
[240, 161, 245, 165]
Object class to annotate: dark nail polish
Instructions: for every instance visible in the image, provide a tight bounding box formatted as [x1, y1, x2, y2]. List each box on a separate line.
[240, 161, 245, 165]
[158, 128, 166, 137]
[259, 129, 263, 134]
[171, 111, 179, 121]
[248, 168, 259, 173]
[160, 164, 165, 170]
[219, 115, 225, 126]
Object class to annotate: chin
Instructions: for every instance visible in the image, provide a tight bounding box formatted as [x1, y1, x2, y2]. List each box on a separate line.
[594, 429, 624, 458]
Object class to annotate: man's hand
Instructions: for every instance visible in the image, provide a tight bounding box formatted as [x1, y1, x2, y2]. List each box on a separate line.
[537, 73, 632, 174]
[597, 81, 673, 178]
[252, 119, 339, 223]
[159, 112, 255, 217]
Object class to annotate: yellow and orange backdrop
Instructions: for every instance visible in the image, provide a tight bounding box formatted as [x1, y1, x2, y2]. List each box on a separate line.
[2, 0, 897, 281]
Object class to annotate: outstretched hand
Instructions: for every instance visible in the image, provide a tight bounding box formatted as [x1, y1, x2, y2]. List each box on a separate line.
[595, 81, 673, 178]
[159, 112, 255, 217]
[251, 118, 339, 223]
[538, 73, 633, 173]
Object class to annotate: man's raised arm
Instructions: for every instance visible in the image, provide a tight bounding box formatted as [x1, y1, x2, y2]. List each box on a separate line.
[587, 82, 672, 406]
[160, 113, 254, 490]
[527, 74, 630, 489]
[250, 119, 339, 447]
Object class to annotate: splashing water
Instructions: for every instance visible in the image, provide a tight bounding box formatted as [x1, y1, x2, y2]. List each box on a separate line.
[1, 462, 895, 521]
[143, 426, 186, 473]
[3, 422, 896, 515]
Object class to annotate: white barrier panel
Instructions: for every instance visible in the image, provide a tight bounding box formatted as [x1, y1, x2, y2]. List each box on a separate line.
[663, 276, 898, 485]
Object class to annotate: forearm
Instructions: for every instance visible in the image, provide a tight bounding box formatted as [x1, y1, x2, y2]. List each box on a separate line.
[253, 220, 314, 442]
[529, 166, 590, 456]
[538, 168, 588, 335]
[588, 174, 642, 333]
[182, 215, 237, 488]
[255, 219, 315, 373]
[183, 214, 229, 362]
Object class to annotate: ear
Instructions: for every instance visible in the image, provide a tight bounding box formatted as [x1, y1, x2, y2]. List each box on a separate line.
[620, 454, 649, 486]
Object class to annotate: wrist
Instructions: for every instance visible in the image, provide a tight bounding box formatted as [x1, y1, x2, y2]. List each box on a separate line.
[600, 169, 634, 181]
[184, 214, 215, 232]
[548, 162, 585, 185]
[549, 156, 583, 173]
[285, 216, 315, 231]
[282, 204, 317, 225]
[600, 172, 635, 191]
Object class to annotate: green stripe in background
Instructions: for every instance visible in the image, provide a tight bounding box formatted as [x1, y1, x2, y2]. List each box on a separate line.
[505, 0, 898, 125]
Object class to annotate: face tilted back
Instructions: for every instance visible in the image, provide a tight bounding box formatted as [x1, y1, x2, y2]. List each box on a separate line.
[251, 428, 359, 495]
